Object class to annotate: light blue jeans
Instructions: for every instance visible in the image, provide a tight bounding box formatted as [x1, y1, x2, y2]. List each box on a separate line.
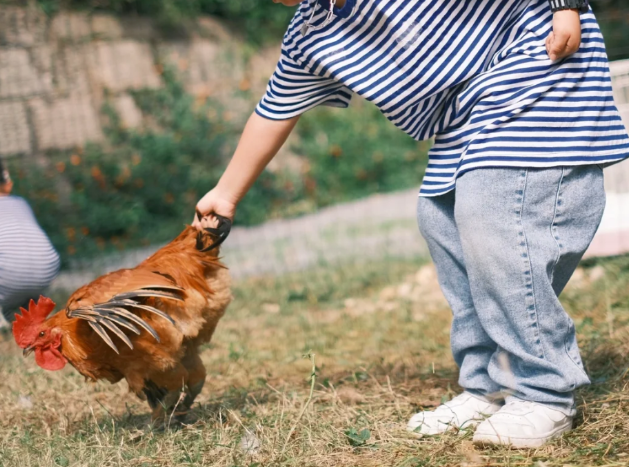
[417, 167, 606, 415]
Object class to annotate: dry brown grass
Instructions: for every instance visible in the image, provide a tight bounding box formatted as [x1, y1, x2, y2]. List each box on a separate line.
[0, 257, 628, 467]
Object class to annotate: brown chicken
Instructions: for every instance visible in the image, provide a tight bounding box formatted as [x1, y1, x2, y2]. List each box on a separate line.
[12, 217, 232, 422]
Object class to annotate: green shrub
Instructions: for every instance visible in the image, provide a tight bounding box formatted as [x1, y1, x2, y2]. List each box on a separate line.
[296, 102, 430, 209]
[26, 0, 294, 43]
[8, 68, 291, 263]
[592, 1, 629, 61]
[7, 69, 428, 265]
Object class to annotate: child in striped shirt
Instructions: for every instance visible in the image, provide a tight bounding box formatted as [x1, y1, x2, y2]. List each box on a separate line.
[0, 161, 60, 329]
[195, 0, 629, 447]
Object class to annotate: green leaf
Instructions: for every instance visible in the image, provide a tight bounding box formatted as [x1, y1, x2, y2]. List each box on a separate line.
[344, 427, 371, 447]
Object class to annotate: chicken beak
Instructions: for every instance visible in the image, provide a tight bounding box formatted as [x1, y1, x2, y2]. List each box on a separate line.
[22, 347, 34, 358]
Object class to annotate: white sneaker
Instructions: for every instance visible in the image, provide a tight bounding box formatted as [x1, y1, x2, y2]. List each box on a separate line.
[407, 392, 503, 435]
[472, 400, 573, 448]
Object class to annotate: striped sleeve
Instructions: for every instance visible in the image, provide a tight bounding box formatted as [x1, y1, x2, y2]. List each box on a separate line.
[0, 197, 60, 315]
[256, 52, 353, 120]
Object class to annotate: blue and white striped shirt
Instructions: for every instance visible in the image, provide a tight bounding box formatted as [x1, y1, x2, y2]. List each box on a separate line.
[0, 196, 60, 318]
[256, 0, 629, 196]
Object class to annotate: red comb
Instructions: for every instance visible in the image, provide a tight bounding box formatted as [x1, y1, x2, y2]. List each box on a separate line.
[12, 296, 56, 348]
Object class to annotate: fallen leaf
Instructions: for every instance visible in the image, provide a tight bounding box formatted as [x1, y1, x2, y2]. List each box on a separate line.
[17, 395, 33, 410]
[241, 432, 261, 455]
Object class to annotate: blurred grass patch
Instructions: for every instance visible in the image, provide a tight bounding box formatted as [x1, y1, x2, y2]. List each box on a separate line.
[232, 257, 424, 308]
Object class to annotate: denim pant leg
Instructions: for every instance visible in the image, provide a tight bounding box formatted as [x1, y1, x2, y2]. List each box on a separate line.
[417, 191, 501, 396]
[454, 167, 606, 414]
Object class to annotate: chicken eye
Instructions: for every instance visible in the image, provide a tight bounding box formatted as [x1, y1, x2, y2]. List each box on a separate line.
[39, 331, 45, 337]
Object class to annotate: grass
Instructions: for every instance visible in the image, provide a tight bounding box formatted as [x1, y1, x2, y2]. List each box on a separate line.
[0, 256, 628, 466]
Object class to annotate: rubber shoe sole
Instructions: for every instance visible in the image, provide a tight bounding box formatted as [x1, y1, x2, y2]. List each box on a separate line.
[472, 420, 573, 448]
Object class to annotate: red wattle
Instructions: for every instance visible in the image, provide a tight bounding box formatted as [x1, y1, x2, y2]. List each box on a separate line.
[35, 347, 67, 371]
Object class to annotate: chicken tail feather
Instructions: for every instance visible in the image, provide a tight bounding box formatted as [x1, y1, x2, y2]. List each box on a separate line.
[98, 318, 134, 350]
[112, 288, 185, 303]
[67, 285, 182, 351]
[92, 306, 161, 342]
[104, 300, 175, 326]
[88, 321, 120, 354]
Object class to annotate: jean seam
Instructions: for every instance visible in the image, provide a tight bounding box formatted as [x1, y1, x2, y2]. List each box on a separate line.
[550, 169, 586, 386]
[515, 169, 546, 360]
[564, 322, 590, 381]
[549, 167, 566, 286]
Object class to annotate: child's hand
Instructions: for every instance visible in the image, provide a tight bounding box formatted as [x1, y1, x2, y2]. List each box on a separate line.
[193, 113, 299, 230]
[194, 189, 237, 230]
[546, 9, 581, 61]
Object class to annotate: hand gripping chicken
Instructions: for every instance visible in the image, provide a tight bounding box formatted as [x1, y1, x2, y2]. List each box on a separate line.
[13, 216, 232, 422]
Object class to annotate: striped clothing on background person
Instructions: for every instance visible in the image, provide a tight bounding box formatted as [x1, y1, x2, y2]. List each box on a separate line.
[0, 196, 60, 321]
[256, 0, 629, 196]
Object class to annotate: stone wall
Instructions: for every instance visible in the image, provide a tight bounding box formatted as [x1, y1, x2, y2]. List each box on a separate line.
[0, 5, 278, 158]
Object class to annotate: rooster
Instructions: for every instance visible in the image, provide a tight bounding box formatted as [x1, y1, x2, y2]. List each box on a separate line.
[12, 216, 232, 422]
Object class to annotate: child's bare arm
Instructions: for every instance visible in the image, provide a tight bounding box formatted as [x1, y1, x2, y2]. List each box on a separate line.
[546, 9, 582, 61]
[194, 112, 299, 226]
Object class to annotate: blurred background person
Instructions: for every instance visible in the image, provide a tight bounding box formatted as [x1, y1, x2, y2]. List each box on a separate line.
[0, 159, 60, 331]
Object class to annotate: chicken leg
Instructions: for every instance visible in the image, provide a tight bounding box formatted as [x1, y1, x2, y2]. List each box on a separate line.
[142, 348, 207, 425]
[180, 347, 207, 412]
[143, 363, 188, 424]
